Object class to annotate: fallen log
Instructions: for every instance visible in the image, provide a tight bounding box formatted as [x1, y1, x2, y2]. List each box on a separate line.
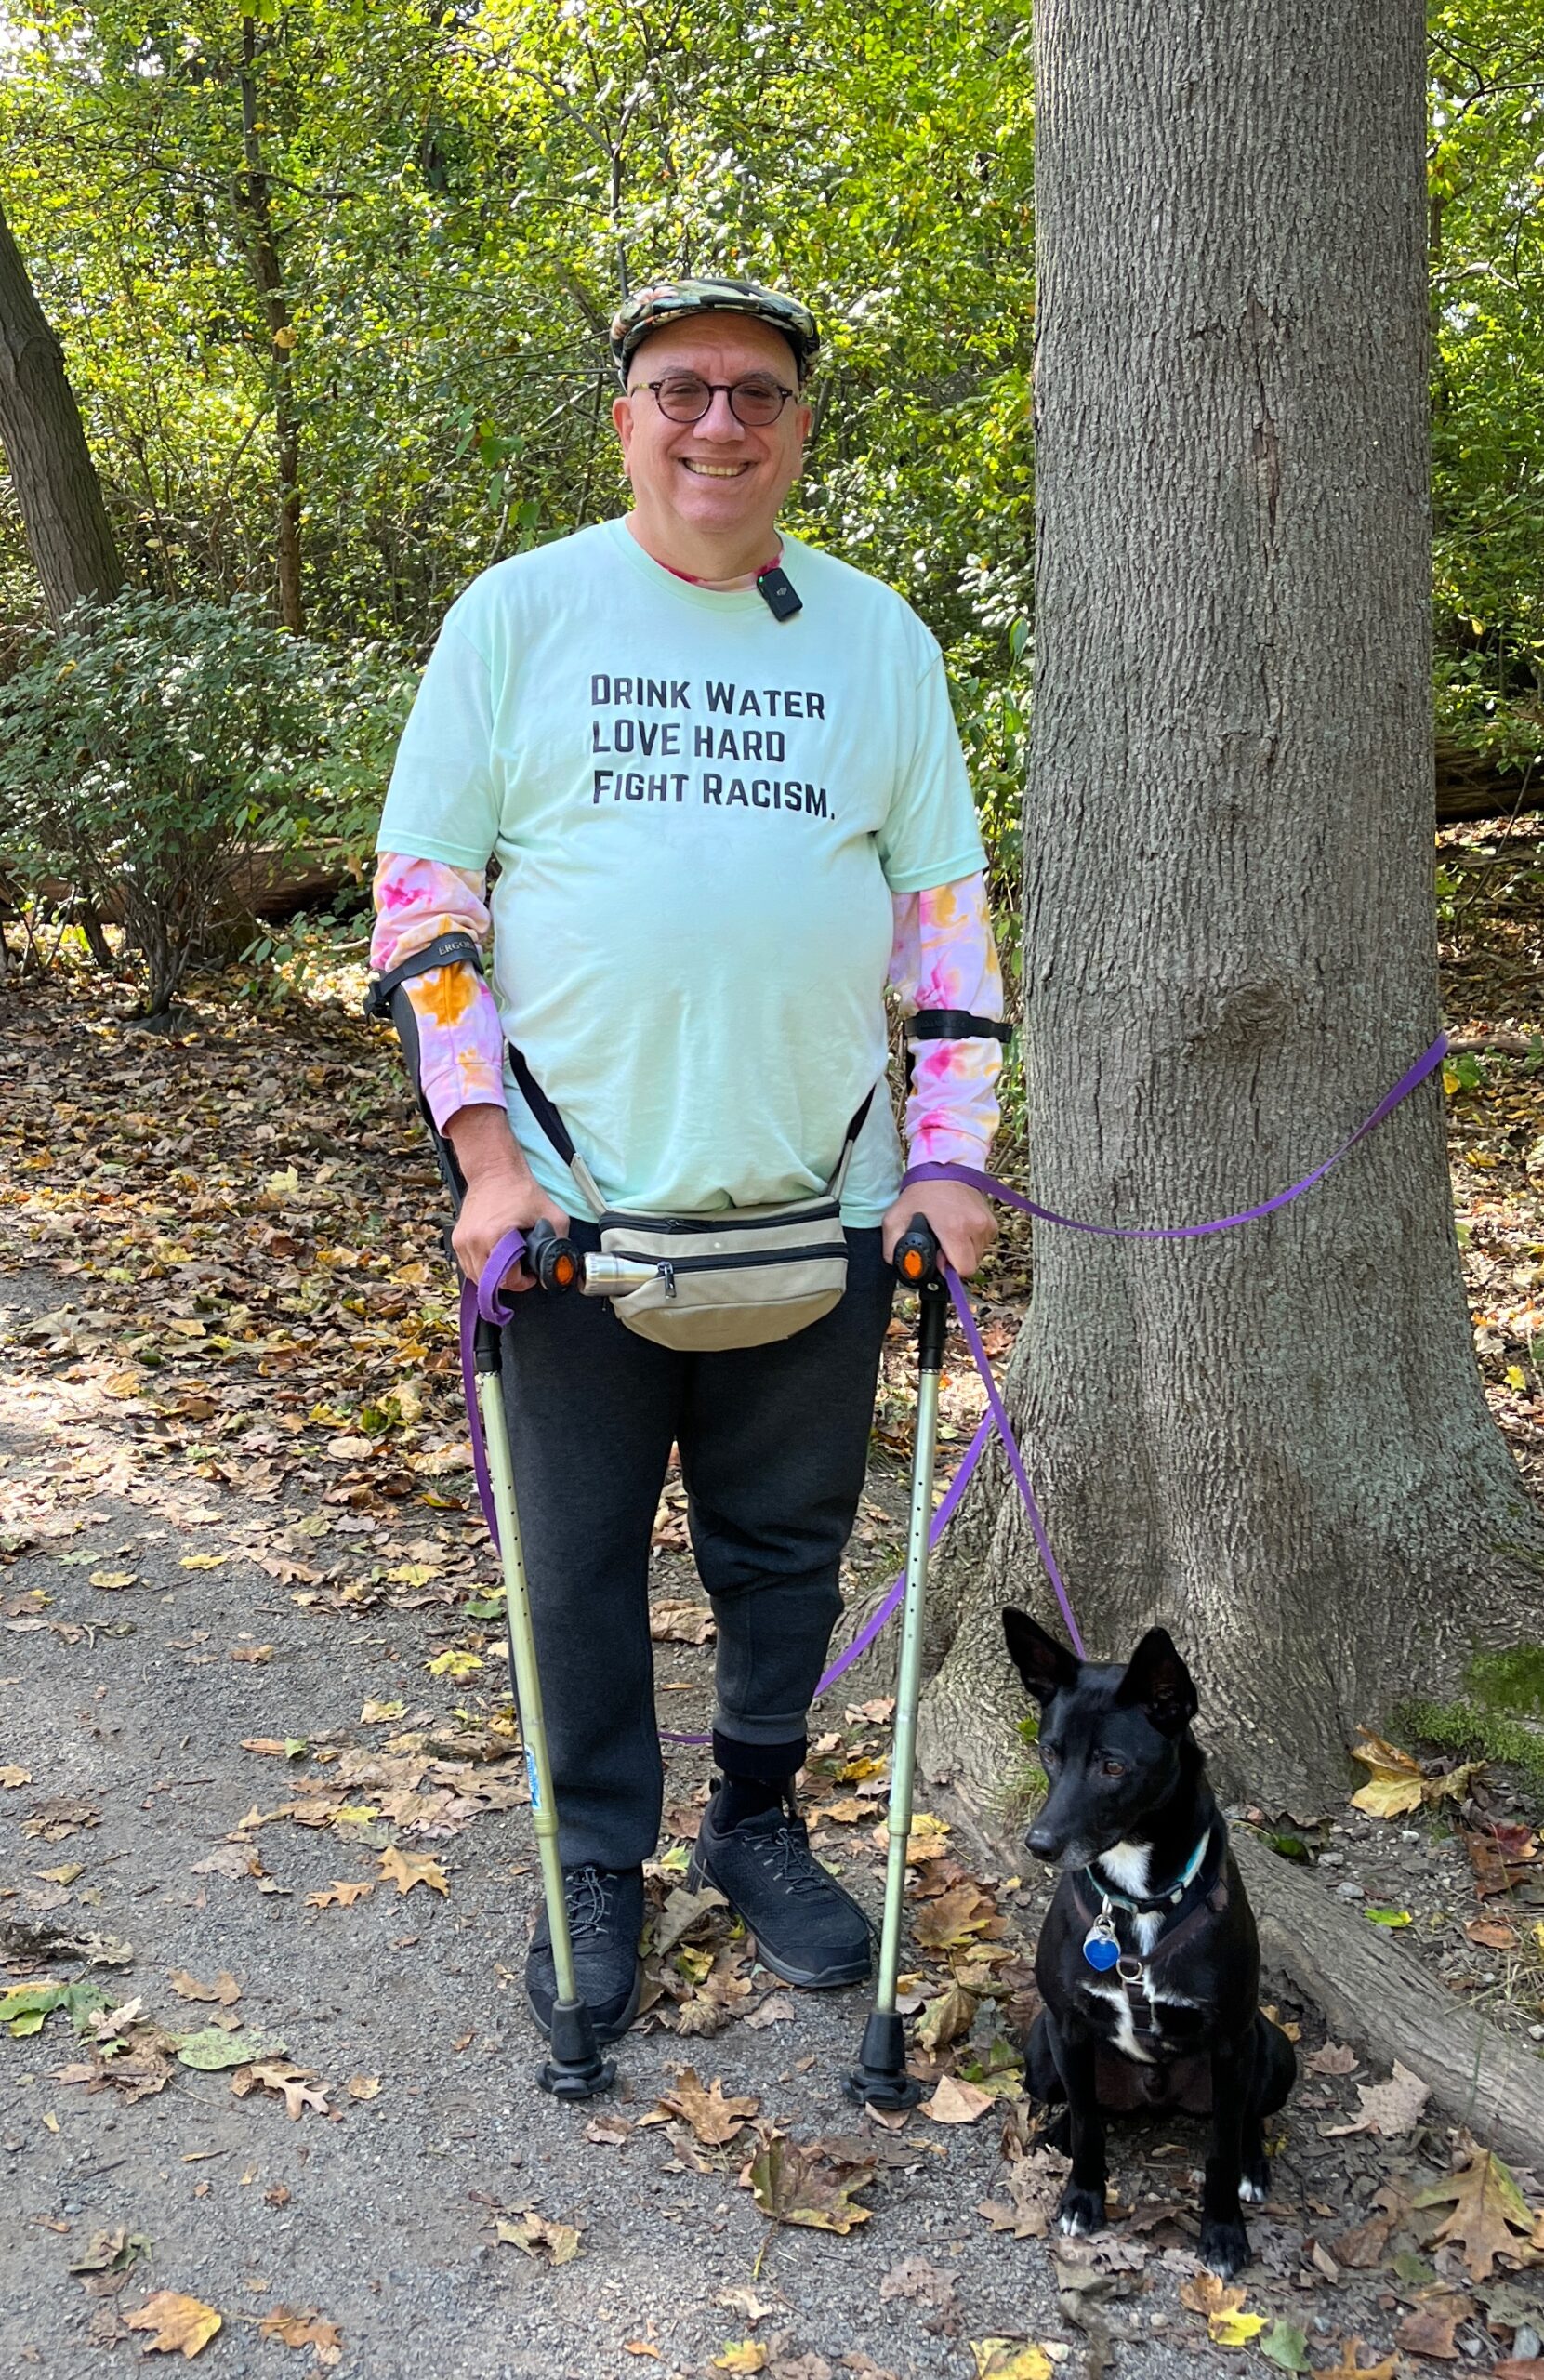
[1232, 1829, 1544, 2169]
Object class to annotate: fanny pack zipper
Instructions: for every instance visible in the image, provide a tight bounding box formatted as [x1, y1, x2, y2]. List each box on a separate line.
[600, 1201, 842, 1237]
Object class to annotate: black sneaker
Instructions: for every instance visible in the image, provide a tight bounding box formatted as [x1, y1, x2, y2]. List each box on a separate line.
[690, 1789, 873, 1989]
[525, 1865, 643, 2043]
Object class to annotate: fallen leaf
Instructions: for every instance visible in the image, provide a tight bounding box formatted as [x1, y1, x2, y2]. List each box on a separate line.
[69, 2227, 152, 2275]
[651, 2067, 760, 2147]
[912, 1881, 996, 1949]
[305, 1881, 374, 1909]
[1259, 2320, 1312, 2372]
[649, 1598, 717, 1646]
[230, 1644, 274, 1665]
[968, 2346, 1052, 2380]
[179, 1554, 227, 1570]
[360, 1699, 407, 1723]
[1210, 2308, 1266, 2347]
[231, 2060, 329, 2121]
[1327, 2060, 1431, 2138]
[495, 2213, 582, 2265]
[124, 2291, 222, 2356]
[1180, 2275, 1244, 2319]
[257, 2307, 344, 2360]
[377, 1844, 447, 1897]
[916, 1983, 977, 2053]
[1464, 1917, 1518, 1949]
[878, 2256, 957, 2310]
[1411, 2148, 1537, 2279]
[921, 2074, 994, 2125]
[345, 2075, 380, 2100]
[1349, 1734, 1424, 1818]
[88, 1570, 139, 1591]
[1364, 1907, 1411, 1927]
[168, 1970, 241, 2006]
[748, 2135, 877, 2234]
[0, 1765, 33, 1788]
[176, 2027, 280, 2072]
[713, 2347, 768, 2375]
[1392, 2294, 1474, 2360]
[1467, 1819, 1538, 1897]
[743, 1994, 796, 2030]
[1306, 2041, 1358, 2077]
[653, 1883, 728, 1956]
[1308, 2345, 1397, 2380]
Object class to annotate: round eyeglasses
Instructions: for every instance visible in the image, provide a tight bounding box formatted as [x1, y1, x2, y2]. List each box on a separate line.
[632, 373, 798, 427]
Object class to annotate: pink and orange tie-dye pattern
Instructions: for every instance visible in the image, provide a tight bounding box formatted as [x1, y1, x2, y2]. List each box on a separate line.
[888, 871, 1005, 1168]
[369, 855, 506, 1130]
[372, 853, 1003, 1163]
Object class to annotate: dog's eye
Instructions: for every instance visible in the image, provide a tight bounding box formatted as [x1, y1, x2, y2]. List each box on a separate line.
[1099, 1757, 1127, 1778]
[1040, 1744, 1061, 1769]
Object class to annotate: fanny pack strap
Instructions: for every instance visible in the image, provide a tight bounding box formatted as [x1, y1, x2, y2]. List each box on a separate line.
[508, 1042, 876, 1221]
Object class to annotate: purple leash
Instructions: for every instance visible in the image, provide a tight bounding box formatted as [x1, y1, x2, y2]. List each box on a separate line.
[460, 1034, 1446, 1739]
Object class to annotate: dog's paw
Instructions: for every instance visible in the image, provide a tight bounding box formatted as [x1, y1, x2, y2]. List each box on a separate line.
[1239, 2166, 1269, 2205]
[1056, 2181, 1107, 2239]
[1198, 2215, 1250, 2279]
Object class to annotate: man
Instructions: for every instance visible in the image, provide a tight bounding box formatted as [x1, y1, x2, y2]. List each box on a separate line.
[371, 276, 1003, 2043]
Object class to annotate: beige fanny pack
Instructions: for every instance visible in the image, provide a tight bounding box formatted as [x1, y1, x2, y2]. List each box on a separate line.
[509, 1046, 874, 1352]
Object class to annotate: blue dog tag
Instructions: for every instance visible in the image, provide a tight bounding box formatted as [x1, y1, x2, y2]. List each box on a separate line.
[1082, 1929, 1120, 1973]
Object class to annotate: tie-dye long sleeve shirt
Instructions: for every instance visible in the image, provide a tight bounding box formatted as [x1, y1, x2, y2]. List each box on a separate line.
[370, 853, 1004, 1170]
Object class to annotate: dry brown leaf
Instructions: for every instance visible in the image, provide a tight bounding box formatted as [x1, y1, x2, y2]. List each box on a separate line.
[1310, 2344, 1398, 2380]
[651, 2066, 760, 2147]
[495, 2212, 582, 2265]
[1305, 2040, 1358, 2076]
[1412, 2148, 1537, 2280]
[124, 2291, 222, 2357]
[916, 1983, 977, 2053]
[1392, 2295, 1473, 2361]
[911, 1882, 995, 1949]
[168, 1969, 240, 2006]
[1349, 1734, 1426, 1818]
[878, 2256, 957, 2309]
[376, 1844, 447, 1897]
[305, 1880, 374, 1908]
[648, 1597, 716, 1645]
[345, 2075, 380, 2101]
[1179, 2274, 1245, 2319]
[230, 1644, 274, 1664]
[747, 2135, 877, 2233]
[232, 2059, 330, 2122]
[1464, 1916, 1518, 1949]
[653, 1883, 728, 1956]
[257, 2307, 344, 2361]
[1321, 2059, 1431, 2138]
[921, 2074, 994, 2125]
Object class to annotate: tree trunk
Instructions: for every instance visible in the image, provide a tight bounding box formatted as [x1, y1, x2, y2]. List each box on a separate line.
[0, 194, 125, 618]
[917, 0, 1544, 1816]
[235, 16, 303, 633]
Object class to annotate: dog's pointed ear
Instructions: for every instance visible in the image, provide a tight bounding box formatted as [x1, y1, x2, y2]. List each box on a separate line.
[1115, 1627, 1198, 1735]
[1002, 1607, 1078, 1705]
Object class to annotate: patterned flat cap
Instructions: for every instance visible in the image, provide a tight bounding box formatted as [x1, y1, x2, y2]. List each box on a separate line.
[610, 276, 820, 384]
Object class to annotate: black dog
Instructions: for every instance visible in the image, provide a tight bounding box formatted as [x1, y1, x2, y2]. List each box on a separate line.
[1003, 1609, 1296, 2278]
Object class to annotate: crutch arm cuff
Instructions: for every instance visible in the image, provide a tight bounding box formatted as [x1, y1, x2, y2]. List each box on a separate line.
[363, 931, 485, 1020]
[907, 1010, 1010, 1043]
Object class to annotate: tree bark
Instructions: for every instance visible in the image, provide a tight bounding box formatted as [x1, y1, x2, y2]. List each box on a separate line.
[0, 194, 125, 618]
[917, 0, 1544, 1814]
[235, 16, 303, 634]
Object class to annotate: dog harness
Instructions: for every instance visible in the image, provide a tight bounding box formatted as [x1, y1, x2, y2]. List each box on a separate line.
[1073, 1824, 1231, 2057]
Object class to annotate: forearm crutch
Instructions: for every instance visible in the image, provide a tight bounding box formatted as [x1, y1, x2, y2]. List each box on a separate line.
[364, 937, 616, 2100]
[846, 1214, 945, 2111]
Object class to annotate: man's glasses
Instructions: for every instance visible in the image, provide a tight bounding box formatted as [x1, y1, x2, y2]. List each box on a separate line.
[633, 373, 797, 427]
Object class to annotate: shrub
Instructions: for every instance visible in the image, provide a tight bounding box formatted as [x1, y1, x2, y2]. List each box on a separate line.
[0, 590, 411, 1015]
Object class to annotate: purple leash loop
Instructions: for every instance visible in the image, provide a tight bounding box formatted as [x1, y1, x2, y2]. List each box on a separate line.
[464, 1034, 1446, 1741]
[459, 1227, 528, 1553]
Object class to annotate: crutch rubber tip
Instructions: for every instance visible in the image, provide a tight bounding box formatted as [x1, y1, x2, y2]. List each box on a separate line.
[536, 1999, 617, 2100]
[842, 2010, 925, 2111]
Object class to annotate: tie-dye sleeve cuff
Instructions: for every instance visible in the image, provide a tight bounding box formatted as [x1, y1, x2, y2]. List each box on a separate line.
[888, 871, 1005, 1170]
[371, 853, 507, 1132]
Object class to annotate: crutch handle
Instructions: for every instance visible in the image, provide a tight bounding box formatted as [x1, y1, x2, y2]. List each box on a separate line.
[526, 1218, 580, 1292]
[893, 1213, 941, 1286]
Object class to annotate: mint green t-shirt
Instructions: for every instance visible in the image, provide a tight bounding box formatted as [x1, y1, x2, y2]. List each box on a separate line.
[376, 517, 986, 1226]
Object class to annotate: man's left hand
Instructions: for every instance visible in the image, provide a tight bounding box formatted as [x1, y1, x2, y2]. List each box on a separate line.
[880, 1180, 997, 1277]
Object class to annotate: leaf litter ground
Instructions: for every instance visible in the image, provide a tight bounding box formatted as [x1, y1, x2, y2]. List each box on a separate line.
[1, 866, 1542, 2376]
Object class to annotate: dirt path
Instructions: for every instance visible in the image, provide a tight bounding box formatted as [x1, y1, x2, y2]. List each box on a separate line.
[1, 966, 1541, 2376]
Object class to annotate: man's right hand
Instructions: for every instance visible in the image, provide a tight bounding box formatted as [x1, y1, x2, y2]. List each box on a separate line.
[444, 1104, 571, 1296]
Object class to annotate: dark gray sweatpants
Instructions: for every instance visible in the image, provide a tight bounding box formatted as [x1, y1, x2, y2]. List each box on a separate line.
[497, 1228, 895, 1870]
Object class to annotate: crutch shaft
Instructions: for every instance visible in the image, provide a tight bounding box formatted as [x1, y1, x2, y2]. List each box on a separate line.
[875, 1362, 942, 2012]
[476, 1368, 578, 2008]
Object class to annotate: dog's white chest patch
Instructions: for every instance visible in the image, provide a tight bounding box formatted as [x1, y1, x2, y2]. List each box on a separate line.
[1081, 1977, 1155, 2061]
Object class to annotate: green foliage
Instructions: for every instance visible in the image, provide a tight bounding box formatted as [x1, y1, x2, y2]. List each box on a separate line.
[0, 591, 409, 1012]
[1396, 1690, 1544, 1787]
